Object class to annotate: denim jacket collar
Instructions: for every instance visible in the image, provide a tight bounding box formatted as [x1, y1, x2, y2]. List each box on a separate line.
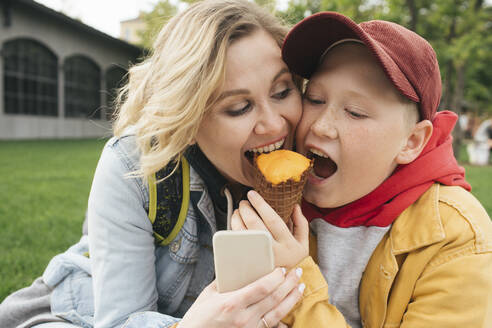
[185, 145, 230, 230]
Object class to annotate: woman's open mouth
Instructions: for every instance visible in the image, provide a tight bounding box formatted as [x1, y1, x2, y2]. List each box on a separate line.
[244, 138, 286, 165]
[307, 148, 338, 180]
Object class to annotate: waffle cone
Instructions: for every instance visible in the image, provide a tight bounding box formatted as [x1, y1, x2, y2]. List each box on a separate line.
[253, 160, 312, 224]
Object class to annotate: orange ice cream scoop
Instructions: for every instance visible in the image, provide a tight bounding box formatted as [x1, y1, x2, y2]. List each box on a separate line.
[253, 150, 312, 224]
[256, 150, 311, 184]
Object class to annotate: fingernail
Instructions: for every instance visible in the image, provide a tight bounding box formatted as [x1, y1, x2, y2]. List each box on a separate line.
[295, 267, 303, 277]
[281, 267, 286, 275]
[248, 190, 258, 197]
[298, 283, 305, 294]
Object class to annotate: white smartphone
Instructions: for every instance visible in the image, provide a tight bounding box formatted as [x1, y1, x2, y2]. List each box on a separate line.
[213, 230, 275, 293]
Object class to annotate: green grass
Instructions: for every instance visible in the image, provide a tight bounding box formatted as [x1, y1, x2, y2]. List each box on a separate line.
[0, 139, 491, 303]
[457, 142, 492, 214]
[0, 139, 107, 302]
[463, 165, 492, 215]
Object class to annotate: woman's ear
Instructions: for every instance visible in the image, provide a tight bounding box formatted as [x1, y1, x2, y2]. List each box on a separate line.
[396, 120, 433, 164]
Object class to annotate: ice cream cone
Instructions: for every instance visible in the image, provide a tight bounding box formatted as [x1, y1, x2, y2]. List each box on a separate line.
[253, 155, 312, 223]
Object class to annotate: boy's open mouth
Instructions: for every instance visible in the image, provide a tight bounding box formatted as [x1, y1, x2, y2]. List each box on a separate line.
[244, 138, 285, 165]
[308, 149, 338, 179]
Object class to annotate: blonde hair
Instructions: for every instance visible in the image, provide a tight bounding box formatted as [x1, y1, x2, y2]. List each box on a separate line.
[113, 0, 289, 180]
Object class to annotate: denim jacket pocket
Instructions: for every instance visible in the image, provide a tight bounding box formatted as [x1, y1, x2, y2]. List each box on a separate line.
[154, 222, 200, 313]
[168, 225, 200, 264]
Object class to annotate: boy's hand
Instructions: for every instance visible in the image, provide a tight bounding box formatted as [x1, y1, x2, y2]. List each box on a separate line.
[231, 190, 309, 269]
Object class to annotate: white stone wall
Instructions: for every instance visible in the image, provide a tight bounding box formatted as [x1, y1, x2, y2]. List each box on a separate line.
[0, 3, 140, 139]
[120, 17, 146, 44]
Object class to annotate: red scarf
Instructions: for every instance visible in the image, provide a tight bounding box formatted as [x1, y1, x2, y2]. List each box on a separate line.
[301, 111, 471, 227]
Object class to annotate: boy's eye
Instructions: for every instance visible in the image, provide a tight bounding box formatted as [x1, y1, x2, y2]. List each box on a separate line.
[345, 108, 367, 119]
[272, 88, 292, 100]
[226, 101, 252, 117]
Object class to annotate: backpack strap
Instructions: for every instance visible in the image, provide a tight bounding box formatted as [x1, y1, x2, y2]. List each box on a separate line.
[147, 157, 190, 246]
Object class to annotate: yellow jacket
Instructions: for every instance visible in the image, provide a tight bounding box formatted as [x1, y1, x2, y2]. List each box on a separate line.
[283, 184, 492, 327]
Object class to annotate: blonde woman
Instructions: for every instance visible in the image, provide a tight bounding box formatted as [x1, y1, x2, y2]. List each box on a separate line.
[0, 1, 309, 328]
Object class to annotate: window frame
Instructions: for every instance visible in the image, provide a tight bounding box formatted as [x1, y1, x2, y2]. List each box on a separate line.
[3, 38, 58, 116]
[64, 55, 101, 119]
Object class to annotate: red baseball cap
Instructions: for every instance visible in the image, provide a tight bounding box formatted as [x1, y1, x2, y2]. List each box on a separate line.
[282, 12, 441, 120]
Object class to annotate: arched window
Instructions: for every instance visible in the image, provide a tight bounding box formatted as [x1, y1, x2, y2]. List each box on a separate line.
[105, 65, 127, 121]
[3, 38, 58, 116]
[64, 55, 101, 118]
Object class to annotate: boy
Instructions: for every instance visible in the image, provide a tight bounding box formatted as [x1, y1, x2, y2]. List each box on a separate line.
[232, 12, 492, 328]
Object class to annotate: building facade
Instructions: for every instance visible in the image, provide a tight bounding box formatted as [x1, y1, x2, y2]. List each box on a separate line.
[120, 14, 146, 45]
[0, 0, 142, 139]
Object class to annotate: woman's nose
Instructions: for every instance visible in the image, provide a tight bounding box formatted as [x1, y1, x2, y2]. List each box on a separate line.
[254, 105, 284, 135]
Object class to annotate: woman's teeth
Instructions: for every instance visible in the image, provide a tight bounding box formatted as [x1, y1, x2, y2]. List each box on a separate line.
[249, 139, 285, 154]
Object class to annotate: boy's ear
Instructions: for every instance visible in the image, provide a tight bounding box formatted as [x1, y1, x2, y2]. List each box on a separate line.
[396, 120, 433, 164]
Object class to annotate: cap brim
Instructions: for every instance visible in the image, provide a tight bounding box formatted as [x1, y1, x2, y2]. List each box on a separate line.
[282, 12, 419, 102]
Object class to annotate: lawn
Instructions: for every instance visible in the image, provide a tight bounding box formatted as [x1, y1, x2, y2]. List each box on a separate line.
[1, 139, 491, 302]
[0, 139, 107, 302]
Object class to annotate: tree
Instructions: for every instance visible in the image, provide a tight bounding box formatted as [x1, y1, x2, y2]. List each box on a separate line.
[277, 0, 383, 25]
[375, 0, 491, 152]
[138, 0, 178, 49]
[138, 0, 202, 49]
[254, 0, 277, 13]
[139, 0, 492, 132]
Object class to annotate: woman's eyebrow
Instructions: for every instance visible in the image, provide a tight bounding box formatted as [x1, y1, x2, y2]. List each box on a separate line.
[218, 68, 289, 101]
[217, 89, 250, 101]
[272, 68, 289, 83]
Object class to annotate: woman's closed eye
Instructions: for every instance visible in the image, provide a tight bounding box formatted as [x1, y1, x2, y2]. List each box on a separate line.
[226, 101, 252, 117]
[272, 87, 293, 100]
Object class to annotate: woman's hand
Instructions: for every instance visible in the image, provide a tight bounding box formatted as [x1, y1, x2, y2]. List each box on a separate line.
[231, 190, 309, 269]
[178, 267, 304, 328]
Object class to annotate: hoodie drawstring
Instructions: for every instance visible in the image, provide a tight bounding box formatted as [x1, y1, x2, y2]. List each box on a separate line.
[223, 187, 233, 230]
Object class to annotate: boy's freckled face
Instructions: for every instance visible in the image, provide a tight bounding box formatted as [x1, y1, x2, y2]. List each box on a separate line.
[296, 43, 414, 208]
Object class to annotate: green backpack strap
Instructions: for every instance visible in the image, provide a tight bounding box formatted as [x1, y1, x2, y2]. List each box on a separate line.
[147, 156, 190, 246]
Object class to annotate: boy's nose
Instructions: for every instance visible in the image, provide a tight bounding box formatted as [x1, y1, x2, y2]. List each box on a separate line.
[311, 114, 338, 139]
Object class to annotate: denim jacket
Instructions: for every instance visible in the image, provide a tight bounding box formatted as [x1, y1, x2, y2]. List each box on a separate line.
[42, 134, 233, 328]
